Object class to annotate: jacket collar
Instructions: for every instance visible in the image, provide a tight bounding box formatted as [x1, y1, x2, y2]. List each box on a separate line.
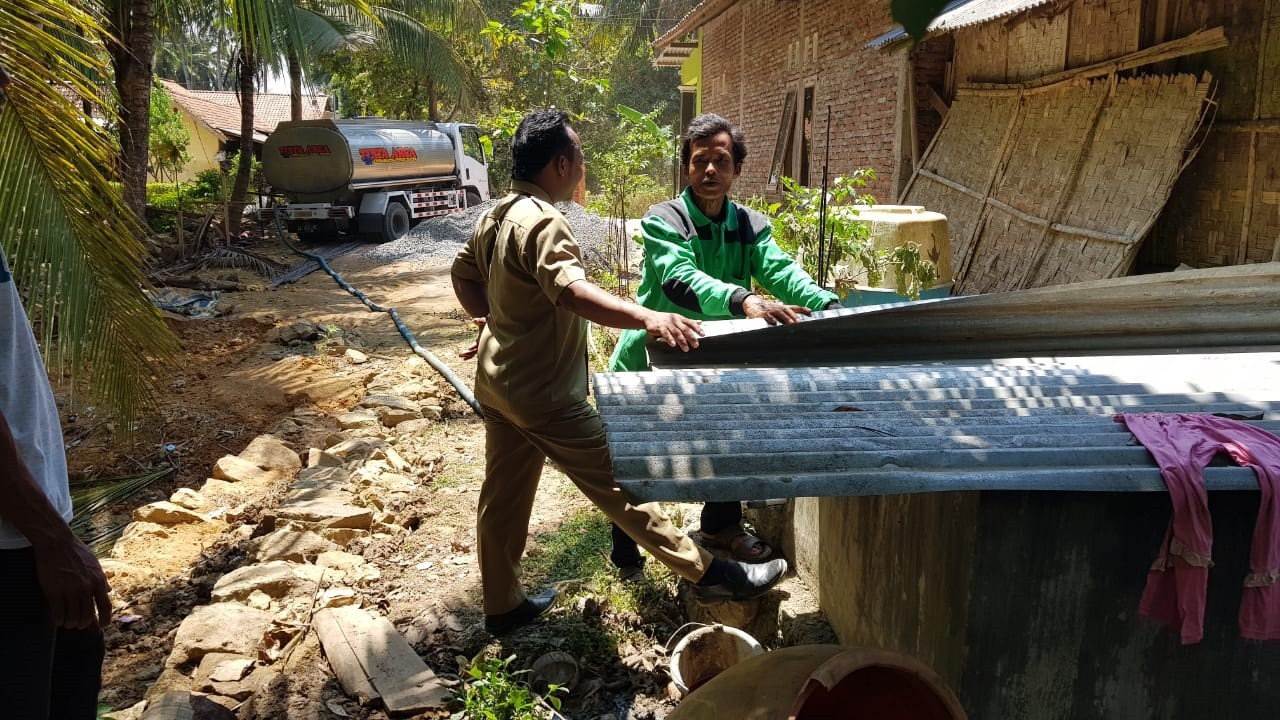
[511, 180, 555, 204]
[680, 187, 737, 230]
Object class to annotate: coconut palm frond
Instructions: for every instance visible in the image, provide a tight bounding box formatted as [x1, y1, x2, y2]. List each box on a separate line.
[70, 466, 177, 555]
[0, 0, 179, 422]
[294, 5, 370, 57]
[375, 4, 478, 99]
[199, 247, 290, 277]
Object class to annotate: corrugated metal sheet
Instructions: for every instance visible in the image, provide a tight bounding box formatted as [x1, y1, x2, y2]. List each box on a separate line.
[595, 353, 1280, 502]
[868, 0, 1058, 48]
[646, 264, 1280, 369]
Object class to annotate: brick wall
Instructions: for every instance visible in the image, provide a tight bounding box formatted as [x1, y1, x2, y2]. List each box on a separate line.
[696, 0, 901, 203]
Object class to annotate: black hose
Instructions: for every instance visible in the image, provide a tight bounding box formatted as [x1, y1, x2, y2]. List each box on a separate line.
[270, 209, 482, 416]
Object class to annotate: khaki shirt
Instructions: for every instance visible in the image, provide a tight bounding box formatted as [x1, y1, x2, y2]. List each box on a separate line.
[452, 181, 588, 418]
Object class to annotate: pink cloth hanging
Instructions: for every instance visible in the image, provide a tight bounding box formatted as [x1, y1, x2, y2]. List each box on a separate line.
[1115, 413, 1280, 644]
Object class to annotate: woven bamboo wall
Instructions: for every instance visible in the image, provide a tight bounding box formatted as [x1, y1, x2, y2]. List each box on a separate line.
[908, 93, 1019, 268]
[1146, 0, 1278, 268]
[1006, 11, 1069, 82]
[905, 74, 1213, 294]
[1067, 0, 1141, 67]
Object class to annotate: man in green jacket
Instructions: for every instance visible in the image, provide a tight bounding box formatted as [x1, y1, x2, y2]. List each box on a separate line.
[608, 113, 841, 576]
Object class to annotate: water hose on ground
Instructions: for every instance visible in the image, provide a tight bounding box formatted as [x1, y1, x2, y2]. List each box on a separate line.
[270, 209, 482, 416]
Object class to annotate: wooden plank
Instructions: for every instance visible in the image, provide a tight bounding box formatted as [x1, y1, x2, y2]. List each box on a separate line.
[925, 84, 950, 118]
[313, 607, 379, 701]
[314, 606, 452, 714]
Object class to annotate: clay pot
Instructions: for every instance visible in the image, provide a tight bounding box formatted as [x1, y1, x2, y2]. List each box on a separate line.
[667, 645, 967, 720]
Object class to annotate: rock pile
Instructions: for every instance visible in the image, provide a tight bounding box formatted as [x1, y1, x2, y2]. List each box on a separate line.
[101, 359, 460, 719]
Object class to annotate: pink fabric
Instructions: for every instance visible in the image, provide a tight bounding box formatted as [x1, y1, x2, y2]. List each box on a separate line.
[1115, 413, 1280, 644]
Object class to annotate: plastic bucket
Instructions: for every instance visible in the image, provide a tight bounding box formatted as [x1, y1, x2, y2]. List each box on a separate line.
[668, 624, 765, 696]
[668, 645, 968, 720]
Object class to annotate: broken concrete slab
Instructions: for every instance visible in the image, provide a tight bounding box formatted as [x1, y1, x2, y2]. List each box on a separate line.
[133, 501, 208, 525]
[377, 407, 420, 427]
[138, 691, 236, 720]
[210, 561, 310, 603]
[168, 488, 210, 512]
[238, 434, 302, 472]
[313, 606, 452, 715]
[337, 411, 380, 431]
[170, 603, 275, 667]
[207, 666, 279, 702]
[194, 653, 254, 685]
[211, 455, 270, 484]
[274, 499, 373, 530]
[306, 448, 344, 468]
[357, 394, 419, 413]
[255, 529, 338, 563]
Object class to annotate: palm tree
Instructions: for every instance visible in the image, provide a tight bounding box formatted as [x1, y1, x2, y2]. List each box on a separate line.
[0, 0, 178, 420]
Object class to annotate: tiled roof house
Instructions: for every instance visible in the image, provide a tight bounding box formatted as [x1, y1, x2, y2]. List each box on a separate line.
[157, 79, 332, 182]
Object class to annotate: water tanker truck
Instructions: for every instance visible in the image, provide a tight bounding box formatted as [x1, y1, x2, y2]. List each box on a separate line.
[260, 119, 490, 243]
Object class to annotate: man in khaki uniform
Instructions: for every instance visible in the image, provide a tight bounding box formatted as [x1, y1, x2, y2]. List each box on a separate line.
[452, 109, 787, 634]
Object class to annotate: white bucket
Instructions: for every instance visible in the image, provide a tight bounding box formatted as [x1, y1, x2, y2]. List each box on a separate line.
[668, 624, 765, 696]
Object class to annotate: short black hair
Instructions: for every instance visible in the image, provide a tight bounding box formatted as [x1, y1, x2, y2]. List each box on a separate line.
[511, 109, 575, 182]
[680, 113, 747, 171]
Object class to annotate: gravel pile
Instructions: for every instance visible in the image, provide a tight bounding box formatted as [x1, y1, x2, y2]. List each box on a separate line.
[362, 198, 637, 274]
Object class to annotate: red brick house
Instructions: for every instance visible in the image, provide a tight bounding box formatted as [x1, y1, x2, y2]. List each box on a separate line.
[653, 0, 1279, 288]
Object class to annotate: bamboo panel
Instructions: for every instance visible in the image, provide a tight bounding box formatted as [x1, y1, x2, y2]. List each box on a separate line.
[952, 211, 1040, 293]
[990, 82, 1107, 219]
[1057, 75, 1210, 236]
[954, 22, 1010, 83]
[1251, 134, 1280, 262]
[1024, 229, 1129, 286]
[1264, 2, 1280, 119]
[1156, 132, 1250, 267]
[1006, 12, 1067, 82]
[920, 94, 1017, 186]
[1066, 0, 1141, 68]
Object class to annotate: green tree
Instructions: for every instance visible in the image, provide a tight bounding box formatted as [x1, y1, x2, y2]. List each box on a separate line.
[148, 81, 191, 182]
[314, 0, 486, 122]
[0, 0, 178, 419]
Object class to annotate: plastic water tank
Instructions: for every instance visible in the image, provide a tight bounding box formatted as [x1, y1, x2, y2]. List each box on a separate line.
[853, 205, 952, 287]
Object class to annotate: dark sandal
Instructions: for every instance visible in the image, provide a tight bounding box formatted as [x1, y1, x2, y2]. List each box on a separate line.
[699, 528, 774, 562]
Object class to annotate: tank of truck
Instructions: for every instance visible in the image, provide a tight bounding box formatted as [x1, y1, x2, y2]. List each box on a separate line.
[263, 119, 458, 195]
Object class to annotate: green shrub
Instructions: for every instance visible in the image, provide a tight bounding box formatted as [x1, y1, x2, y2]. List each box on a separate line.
[455, 653, 564, 720]
[766, 172, 938, 300]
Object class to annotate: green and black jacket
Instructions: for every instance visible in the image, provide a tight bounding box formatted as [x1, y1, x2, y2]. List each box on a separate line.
[609, 188, 839, 372]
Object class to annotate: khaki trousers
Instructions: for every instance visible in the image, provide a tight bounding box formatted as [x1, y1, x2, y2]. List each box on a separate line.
[478, 400, 711, 615]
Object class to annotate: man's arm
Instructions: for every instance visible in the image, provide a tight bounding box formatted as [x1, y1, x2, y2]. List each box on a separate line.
[559, 280, 703, 352]
[0, 410, 111, 629]
[451, 273, 489, 320]
[751, 225, 841, 311]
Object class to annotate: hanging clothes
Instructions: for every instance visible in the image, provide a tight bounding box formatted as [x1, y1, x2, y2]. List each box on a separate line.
[1115, 413, 1280, 644]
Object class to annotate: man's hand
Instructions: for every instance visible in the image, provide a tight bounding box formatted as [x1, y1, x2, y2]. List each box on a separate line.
[459, 317, 486, 360]
[644, 311, 704, 352]
[33, 535, 112, 629]
[743, 294, 812, 325]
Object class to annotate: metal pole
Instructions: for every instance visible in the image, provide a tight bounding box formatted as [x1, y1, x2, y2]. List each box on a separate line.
[816, 105, 832, 288]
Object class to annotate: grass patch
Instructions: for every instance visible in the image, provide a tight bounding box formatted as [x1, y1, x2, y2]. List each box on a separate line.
[523, 510, 612, 585]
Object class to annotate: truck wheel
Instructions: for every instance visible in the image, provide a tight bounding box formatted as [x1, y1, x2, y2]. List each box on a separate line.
[378, 202, 411, 243]
[465, 189, 482, 209]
